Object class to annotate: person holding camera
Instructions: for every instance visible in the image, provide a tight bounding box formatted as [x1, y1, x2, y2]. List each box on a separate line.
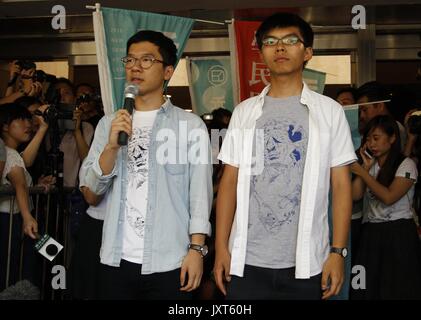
[50, 78, 94, 187]
[351, 115, 421, 299]
[75, 83, 104, 129]
[1, 60, 42, 105]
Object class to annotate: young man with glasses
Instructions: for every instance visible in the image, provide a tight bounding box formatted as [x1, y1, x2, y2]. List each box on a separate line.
[82, 30, 212, 300]
[214, 13, 357, 300]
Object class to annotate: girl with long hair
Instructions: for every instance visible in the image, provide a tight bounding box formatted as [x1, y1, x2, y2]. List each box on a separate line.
[351, 115, 421, 299]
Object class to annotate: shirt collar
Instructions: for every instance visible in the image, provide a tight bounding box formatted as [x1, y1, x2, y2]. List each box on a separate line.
[256, 81, 313, 108]
[159, 97, 173, 115]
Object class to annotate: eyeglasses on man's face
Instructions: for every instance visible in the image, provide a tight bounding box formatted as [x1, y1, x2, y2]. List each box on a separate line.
[121, 55, 165, 69]
[262, 34, 305, 47]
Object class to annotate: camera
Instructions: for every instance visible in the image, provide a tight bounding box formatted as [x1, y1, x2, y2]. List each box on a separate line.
[38, 89, 76, 131]
[408, 111, 421, 135]
[32, 70, 56, 84]
[41, 104, 74, 122]
[75, 93, 101, 110]
[75, 93, 96, 109]
[33, 70, 46, 83]
[75, 93, 92, 104]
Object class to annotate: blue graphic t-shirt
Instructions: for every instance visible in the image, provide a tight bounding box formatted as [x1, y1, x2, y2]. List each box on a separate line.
[246, 95, 309, 269]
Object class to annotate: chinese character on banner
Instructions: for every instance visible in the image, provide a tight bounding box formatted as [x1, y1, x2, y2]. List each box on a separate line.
[233, 20, 266, 101]
[249, 62, 270, 86]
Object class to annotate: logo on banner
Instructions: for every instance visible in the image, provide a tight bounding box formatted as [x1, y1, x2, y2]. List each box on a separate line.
[208, 65, 228, 86]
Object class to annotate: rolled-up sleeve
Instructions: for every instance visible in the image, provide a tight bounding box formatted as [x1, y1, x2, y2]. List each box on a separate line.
[188, 119, 213, 236]
[82, 115, 118, 195]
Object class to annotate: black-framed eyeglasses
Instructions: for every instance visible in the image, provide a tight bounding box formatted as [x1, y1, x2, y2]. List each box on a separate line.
[121, 55, 165, 69]
[262, 34, 305, 47]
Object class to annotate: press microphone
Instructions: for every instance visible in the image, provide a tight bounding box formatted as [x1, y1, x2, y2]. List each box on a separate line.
[34, 233, 63, 262]
[118, 83, 139, 146]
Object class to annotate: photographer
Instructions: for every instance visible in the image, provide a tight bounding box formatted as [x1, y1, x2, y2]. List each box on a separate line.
[1, 60, 42, 105]
[51, 78, 94, 187]
[75, 83, 103, 129]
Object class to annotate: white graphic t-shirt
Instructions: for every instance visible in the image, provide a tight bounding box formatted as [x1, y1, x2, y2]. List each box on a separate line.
[122, 109, 158, 264]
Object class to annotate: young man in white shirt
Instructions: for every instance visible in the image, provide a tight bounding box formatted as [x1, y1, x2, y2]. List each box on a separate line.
[214, 12, 357, 300]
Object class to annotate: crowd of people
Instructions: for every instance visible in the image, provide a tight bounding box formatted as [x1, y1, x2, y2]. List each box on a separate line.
[0, 59, 104, 292]
[0, 11, 420, 300]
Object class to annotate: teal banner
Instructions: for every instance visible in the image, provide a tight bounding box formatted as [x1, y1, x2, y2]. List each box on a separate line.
[187, 56, 234, 116]
[303, 68, 326, 94]
[344, 105, 361, 149]
[101, 7, 194, 110]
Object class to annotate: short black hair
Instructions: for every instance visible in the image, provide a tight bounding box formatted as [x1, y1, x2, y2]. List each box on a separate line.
[126, 30, 177, 67]
[211, 108, 232, 130]
[336, 87, 357, 100]
[256, 12, 314, 49]
[0, 103, 32, 137]
[356, 81, 391, 112]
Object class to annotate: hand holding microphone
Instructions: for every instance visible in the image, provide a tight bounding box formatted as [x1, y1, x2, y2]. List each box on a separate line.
[117, 83, 139, 146]
[107, 83, 139, 149]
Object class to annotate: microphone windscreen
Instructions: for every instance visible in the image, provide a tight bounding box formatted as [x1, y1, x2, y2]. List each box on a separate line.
[124, 83, 139, 98]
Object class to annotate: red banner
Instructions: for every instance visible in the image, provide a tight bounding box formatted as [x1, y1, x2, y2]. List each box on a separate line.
[234, 20, 269, 101]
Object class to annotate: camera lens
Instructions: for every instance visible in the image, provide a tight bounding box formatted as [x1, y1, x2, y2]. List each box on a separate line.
[46, 243, 58, 256]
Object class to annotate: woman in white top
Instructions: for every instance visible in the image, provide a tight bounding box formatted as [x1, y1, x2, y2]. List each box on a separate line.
[0, 104, 37, 290]
[351, 115, 421, 300]
[0, 103, 56, 290]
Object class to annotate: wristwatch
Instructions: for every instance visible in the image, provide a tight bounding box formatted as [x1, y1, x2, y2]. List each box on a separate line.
[188, 243, 209, 257]
[330, 247, 348, 258]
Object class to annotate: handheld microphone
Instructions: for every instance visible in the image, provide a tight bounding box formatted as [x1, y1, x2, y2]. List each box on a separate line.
[118, 83, 139, 146]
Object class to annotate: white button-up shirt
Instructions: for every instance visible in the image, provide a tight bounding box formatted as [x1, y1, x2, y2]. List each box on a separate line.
[218, 83, 357, 279]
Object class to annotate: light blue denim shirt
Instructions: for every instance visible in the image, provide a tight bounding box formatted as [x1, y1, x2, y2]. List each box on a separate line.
[82, 99, 213, 274]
